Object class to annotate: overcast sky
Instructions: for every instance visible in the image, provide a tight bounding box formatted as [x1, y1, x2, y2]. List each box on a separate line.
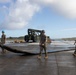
[0, 0, 76, 38]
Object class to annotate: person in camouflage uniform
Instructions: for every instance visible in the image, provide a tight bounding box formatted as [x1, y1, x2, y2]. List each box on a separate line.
[73, 40, 76, 56]
[38, 30, 48, 59]
[1, 31, 6, 53]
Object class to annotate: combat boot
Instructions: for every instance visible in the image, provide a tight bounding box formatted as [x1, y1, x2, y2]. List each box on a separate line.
[37, 55, 41, 59]
[44, 55, 48, 59]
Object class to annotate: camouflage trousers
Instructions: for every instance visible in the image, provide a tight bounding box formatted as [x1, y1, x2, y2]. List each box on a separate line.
[74, 46, 76, 54]
[39, 45, 47, 56]
[1, 43, 6, 53]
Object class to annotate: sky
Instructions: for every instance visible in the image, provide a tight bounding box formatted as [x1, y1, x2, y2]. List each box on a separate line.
[0, 0, 76, 39]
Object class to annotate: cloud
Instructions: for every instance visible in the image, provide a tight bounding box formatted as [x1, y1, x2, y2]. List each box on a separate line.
[1, 0, 40, 30]
[31, 0, 76, 19]
[0, 0, 11, 3]
[30, 0, 53, 5]
[1, 0, 76, 30]
[60, 28, 76, 31]
[52, 0, 76, 19]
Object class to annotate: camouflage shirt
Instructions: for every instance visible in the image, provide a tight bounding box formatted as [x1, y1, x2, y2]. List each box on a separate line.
[40, 34, 46, 45]
[1, 34, 6, 44]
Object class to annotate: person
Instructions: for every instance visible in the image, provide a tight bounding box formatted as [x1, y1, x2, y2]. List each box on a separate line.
[38, 30, 48, 59]
[73, 40, 76, 56]
[1, 31, 6, 54]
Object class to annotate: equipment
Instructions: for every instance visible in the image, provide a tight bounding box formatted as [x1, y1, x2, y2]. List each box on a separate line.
[24, 29, 43, 42]
[24, 29, 51, 43]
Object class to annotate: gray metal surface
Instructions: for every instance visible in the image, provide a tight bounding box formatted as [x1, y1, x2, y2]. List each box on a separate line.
[0, 42, 74, 54]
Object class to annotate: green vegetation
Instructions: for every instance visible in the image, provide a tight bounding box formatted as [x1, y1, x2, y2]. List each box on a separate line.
[0, 36, 76, 41]
[7, 36, 24, 39]
[62, 37, 76, 41]
[0, 36, 24, 40]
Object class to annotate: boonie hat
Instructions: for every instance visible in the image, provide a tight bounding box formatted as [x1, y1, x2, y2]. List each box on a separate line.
[2, 31, 4, 33]
[42, 30, 45, 33]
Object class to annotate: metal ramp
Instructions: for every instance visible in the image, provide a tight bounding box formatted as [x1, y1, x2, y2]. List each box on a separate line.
[0, 43, 75, 55]
[0, 44, 38, 55]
